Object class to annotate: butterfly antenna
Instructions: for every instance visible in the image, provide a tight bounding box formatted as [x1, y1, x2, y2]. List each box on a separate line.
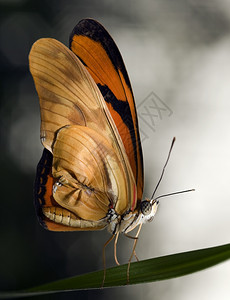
[154, 188, 195, 202]
[151, 137, 176, 200]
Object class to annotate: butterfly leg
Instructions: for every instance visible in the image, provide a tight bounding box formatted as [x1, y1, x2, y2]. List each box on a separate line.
[125, 224, 142, 284]
[114, 232, 120, 265]
[124, 233, 141, 262]
[134, 250, 139, 262]
[102, 234, 115, 287]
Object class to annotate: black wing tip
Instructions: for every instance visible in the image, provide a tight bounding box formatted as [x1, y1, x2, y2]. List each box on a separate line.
[69, 18, 104, 46]
[69, 18, 133, 92]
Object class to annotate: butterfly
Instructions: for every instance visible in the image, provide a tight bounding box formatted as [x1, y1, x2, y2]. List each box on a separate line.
[29, 19, 193, 283]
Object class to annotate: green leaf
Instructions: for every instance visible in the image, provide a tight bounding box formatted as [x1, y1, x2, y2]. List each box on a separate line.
[1, 243, 230, 299]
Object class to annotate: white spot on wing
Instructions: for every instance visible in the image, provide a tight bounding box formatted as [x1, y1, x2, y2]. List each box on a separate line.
[53, 181, 62, 194]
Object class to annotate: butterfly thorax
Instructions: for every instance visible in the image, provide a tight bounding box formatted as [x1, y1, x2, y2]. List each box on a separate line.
[107, 199, 159, 234]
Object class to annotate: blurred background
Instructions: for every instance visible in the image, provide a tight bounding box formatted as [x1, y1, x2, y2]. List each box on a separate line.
[0, 0, 230, 299]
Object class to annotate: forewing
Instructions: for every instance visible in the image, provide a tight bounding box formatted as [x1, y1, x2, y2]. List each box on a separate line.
[29, 38, 106, 152]
[69, 19, 144, 201]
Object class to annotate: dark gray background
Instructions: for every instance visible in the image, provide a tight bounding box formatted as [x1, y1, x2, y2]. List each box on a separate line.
[1, 0, 230, 299]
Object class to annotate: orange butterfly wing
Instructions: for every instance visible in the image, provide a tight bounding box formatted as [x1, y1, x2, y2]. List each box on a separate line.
[30, 37, 136, 231]
[69, 19, 144, 202]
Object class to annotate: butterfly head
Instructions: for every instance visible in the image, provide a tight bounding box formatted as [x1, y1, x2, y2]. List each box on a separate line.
[140, 198, 159, 223]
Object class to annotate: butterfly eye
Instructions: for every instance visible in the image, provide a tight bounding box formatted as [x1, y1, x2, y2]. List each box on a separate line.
[140, 200, 152, 216]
